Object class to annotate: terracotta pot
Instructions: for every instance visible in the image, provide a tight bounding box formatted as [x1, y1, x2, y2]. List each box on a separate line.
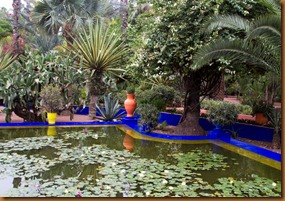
[124, 94, 137, 117]
[255, 113, 268, 125]
[47, 112, 57, 124]
[123, 133, 134, 152]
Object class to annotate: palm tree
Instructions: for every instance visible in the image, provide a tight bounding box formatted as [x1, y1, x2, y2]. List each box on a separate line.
[121, 0, 128, 37]
[192, 0, 281, 105]
[12, 0, 22, 55]
[32, 0, 122, 45]
[67, 20, 128, 118]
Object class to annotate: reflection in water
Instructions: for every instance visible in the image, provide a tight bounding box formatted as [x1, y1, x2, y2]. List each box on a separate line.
[123, 130, 134, 152]
[47, 126, 57, 136]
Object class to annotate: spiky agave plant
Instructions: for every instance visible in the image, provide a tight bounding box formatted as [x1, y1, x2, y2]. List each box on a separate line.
[96, 93, 126, 121]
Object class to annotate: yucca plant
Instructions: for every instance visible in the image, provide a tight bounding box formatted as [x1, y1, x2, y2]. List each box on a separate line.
[67, 20, 128, 119]
[96, 93, 126, 121]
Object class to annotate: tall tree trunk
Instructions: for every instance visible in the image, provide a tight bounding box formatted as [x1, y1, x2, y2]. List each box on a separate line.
[121, 0, 128, 38]
[88, 74, 106, 119]
[174, 72, 206, 135]
[12, 0, 21, 56]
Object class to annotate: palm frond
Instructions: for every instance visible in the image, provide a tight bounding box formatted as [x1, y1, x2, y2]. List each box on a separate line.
[259, 0, 281, 14]
[192, 39, 280, 75]
[203, 15, 250, 34]
[246, 15, 281, 48]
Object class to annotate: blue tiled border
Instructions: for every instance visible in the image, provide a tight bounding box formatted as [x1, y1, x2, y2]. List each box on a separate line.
[125, 123, 281, 163]
[0, 120, 281, 163]
[221, 138, 281, 162]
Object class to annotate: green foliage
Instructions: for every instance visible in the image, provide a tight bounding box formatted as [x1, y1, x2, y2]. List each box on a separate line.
[251, 101, 274, 117]
[157, 120, 168, 131]
[0, 44, 16, 72]
[137, 103, 160, 131]
[96, 93, 125, 121]
[201, 99, 252, 115]
[0, 19, 12, 40]
[0, 50, 85, 122]
[126, 85, 135, 94]
[67, 19, 128, 119]
[39, 85, 64, 113]
[136, 84, 176, 111]
[208, 102, 239, 127]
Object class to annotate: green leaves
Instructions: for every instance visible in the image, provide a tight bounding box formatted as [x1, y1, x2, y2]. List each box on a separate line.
[96, 93, 125, 121]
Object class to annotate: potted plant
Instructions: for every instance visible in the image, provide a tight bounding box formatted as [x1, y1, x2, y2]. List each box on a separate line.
[208, 102, 238, 138]
[137, 103, 160, 133]
[251, 101, 274, 125]
[39, 85, 64, 124]
[124, 85, 137, 117]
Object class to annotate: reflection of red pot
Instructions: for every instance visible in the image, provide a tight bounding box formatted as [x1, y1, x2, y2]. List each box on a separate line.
[123, 133, 134, 152]
[124, 94, 137, 117]
[255, 113, 268, 125]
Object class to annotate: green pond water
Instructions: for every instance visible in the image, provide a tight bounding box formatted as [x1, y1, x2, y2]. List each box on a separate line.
[0, 126, 281, 197]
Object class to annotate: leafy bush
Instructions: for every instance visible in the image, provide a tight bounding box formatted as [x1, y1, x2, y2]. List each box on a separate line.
[208, 102, 238, 127]
[201, 98, 252, 115]
[136, 84, 176, 111]
[137, 103, 160, 132]
[39, 85, 64, 113]
[235, 104, 252, 115]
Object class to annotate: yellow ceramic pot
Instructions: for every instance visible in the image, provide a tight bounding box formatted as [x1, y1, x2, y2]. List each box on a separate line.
[47, 112, 57, 124]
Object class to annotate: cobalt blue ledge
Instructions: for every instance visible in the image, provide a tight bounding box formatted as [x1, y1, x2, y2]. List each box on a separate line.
[221, 138, 281, 162]
[123, 122, 281, 163]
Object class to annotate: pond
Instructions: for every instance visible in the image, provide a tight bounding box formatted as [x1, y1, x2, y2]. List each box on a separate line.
[0, 126, 281, 197]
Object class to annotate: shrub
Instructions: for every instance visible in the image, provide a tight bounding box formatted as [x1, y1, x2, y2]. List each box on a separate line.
[208, 102, 238, 127]
[136, 84, 176, 111]
[39, 85, 64, 113]
[137, 103, 160, 132]
[201, 98, 252, 115]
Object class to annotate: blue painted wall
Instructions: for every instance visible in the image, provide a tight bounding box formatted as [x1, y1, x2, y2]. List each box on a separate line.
[158, 112, 274, 143]
[71, 108, 275, 142]
[158, 112, 182, 126]
[231, 123, 274, 142]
